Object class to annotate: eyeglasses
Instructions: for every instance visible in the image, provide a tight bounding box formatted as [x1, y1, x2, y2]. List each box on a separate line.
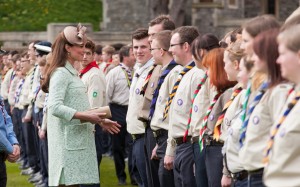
[170, 42, 185, 47]
[149, 48, 167, 51]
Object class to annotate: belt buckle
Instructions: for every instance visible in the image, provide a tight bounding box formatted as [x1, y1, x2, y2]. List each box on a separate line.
[205, 137, 211, 146]
[153, 131, 157, 138]
[132, 134, 136, 140]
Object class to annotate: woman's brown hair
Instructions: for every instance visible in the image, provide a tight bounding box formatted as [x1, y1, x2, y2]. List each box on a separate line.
[253, 29, 284, 87]
[41, 33, 71, 93]
[203, 48, 237, 92]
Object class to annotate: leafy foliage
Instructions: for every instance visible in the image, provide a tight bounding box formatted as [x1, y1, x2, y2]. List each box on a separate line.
[0, 0, 102, 31]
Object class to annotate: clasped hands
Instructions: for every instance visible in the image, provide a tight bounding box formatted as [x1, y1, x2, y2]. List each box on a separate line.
[7, 144, 20, 163]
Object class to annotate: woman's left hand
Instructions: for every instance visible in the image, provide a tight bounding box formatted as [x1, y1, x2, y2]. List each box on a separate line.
[99, 119, 121, 134]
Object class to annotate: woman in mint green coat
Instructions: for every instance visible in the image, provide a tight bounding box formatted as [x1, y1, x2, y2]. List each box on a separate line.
[41, 24, 120, 187]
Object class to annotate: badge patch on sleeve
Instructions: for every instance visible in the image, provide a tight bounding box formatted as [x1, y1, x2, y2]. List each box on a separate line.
[93, 92, 98, 97]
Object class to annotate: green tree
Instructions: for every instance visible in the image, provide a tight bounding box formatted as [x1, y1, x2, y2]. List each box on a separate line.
[0, 0, 102, 31]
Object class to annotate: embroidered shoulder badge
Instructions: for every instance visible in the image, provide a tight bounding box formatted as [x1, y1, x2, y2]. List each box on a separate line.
[93, 92, 98, 98]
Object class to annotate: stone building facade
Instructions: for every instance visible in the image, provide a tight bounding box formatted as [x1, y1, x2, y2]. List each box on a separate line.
[0, 0, 299, 49]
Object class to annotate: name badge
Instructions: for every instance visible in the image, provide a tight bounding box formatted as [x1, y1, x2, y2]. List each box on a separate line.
[194, 105, 198, 112]
[252, 116, 260, 125]
[158, 96, 162, 103]
[209, 114, 214, 121]
[279, 128, 286, 137]
[177, 99, 183, 106]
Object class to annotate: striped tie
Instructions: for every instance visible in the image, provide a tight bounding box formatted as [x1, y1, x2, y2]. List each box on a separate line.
[148, 60, 177, 121]
[162, 62, 195, 121]
[119, 64, 134, 87]
[140, 65, 157, 96]
[213, 86, 243, 141]
[239, 82, 269, 147]
[240, 81, 252, 123]
[30, 64, 38, 86]
[14, 79, 25, 104]
[263, 91, 300, 163]
[199, 92, 223, 151]
[183, 72, 208, 142]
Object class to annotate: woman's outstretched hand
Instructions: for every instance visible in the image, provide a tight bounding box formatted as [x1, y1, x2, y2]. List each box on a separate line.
[74, 111, 121, 134]
[99, 118, 121, 134]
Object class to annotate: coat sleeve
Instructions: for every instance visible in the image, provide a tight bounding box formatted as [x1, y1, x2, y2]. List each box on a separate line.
[48, 69, 77, 121]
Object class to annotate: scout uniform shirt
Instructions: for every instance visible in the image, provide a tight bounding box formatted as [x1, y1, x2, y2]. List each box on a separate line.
[19, 67, 35, 116]
[206, 88, 233, 136]
[219, 84, 243, 141]
[13, 78, 25, 110]
[239, 83, 291, 171]
[264, 84, 300, 187]
[81, 67, 106, 108]
[150, 65, 182, 131]
[26, 64, 39, 119]
[190, 78, 215, 138]
[224, 90, 245, 173]
[0, 68, 14, 100]
[138, 65, 162, 122]
[106, 64, 132, 106]
[126, 59, 154, 135]
[8, 76, 20, 107]
[167, 65, 205, 157]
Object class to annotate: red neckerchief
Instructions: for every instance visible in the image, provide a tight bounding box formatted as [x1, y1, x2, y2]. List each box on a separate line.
[80, 61, 99, 78]
[103, 59, 113, 73]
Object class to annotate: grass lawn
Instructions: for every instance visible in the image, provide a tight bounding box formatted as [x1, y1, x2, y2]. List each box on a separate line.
[7, 157, 136, 187]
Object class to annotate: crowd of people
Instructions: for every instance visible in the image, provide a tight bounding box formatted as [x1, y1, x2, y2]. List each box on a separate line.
[1, 6, 300, 187]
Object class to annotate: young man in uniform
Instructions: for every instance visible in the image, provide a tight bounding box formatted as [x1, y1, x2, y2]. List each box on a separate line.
[106, 45, 136, 185]
[126, 28, 153, 187]
[165, 26, 202, 187]
[80, 39, 107, 187]
[138, 14, 176, 187]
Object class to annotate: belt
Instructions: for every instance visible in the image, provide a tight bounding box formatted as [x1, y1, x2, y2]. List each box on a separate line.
[174, 136, 192, 145]
[205, 135, 224, 146]
[153, 129, 168, 139]
[191, 136, 199, 144]
[131, 133, 145, 140]
[231, 170, 248, 181]
[248, 168, 264, 175]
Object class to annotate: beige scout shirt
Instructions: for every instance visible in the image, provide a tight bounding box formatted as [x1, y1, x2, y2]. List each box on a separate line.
[150, 65, 182, 131]
[35, 90, 46, 109]
[14, 78, 25, 110]
[264, 84, 300, 187]
[19, 67, 34, 118]
[206, 88, 233, 136]
[138, 65, 162, 122]
[239, 83, 291, 171]
[106, 65, 131, 106]
[166, 66, 205, 156]
[8, 76, 20, 107]
[29, 64, 40, 103]
[0, 68, 14, 100]
[190, 80, 216, 138]
[126, 59, 154, 134]
[223, 90, 245, 173]
[81, 67, 106, 108]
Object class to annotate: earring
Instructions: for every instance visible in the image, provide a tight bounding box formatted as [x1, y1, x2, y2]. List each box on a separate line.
[68, 52, 70, 56]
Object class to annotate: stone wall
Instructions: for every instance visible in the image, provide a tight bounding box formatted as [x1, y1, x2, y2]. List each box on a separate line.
[0, 23, 132, 50]
[101, 0, 151, 32]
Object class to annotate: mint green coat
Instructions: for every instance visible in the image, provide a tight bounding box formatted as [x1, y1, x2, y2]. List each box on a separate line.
[47, 62, 99, 186]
